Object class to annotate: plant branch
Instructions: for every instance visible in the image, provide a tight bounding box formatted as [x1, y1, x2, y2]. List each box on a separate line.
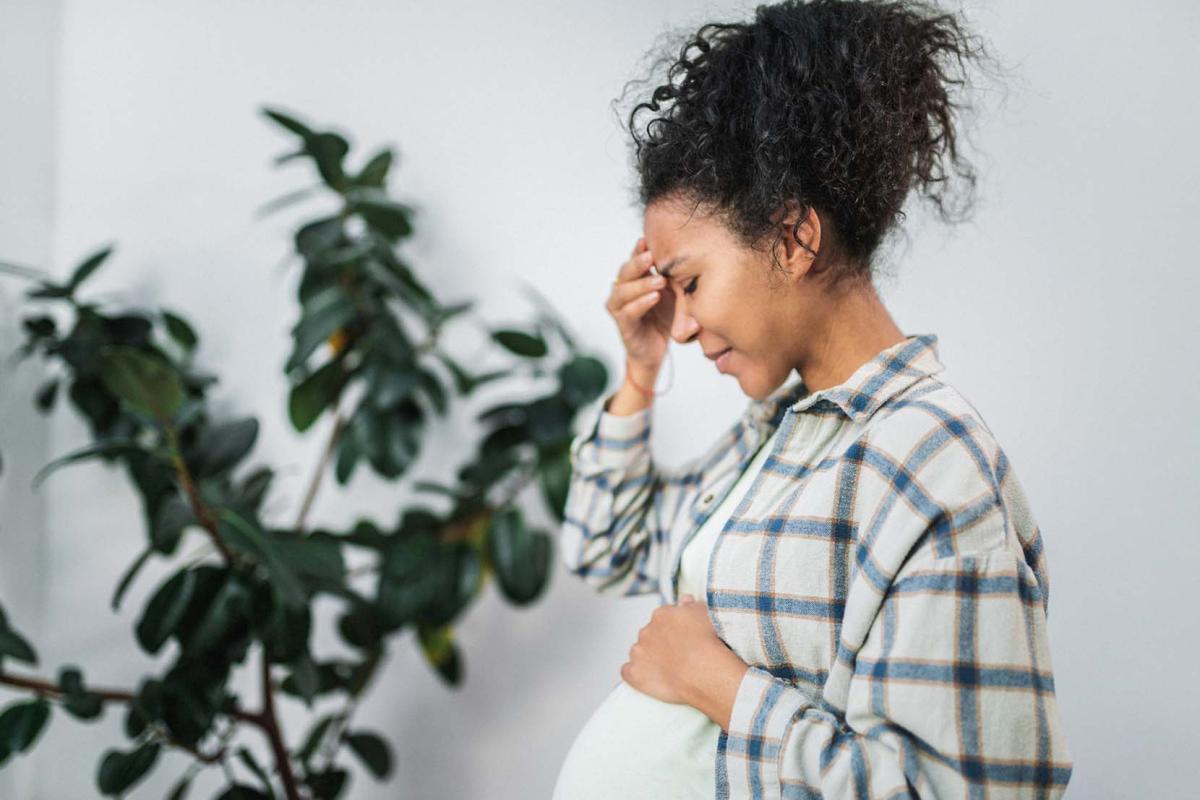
[0, 670, 252, 764]
[294, 410, 348, 532]
[164, 426, 235, 564]
[257, 646, 305, 800]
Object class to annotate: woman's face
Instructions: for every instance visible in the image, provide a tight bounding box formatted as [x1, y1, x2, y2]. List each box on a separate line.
[642, 198, 810, 400]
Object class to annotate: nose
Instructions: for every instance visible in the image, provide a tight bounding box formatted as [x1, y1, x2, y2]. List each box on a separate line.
[669, 296, 700, 344]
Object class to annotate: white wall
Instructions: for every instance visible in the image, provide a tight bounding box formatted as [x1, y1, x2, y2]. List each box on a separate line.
[0, 0, 59, 797]
[1, 0, 1196, 797]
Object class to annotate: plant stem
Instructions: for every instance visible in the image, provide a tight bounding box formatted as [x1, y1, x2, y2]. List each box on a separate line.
[0, 670, 250, 763]
[258, 646, 304, 800]
[294, 411, 348, 532]
[164, 426, 235, 564]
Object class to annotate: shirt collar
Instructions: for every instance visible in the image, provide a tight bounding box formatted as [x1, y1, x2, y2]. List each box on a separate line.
[748, 333, 945, 428]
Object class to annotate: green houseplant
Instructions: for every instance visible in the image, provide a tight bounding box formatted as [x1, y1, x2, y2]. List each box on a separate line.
[0, 107, 608, 799]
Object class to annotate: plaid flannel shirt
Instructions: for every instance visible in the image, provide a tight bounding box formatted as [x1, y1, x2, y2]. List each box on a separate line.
[561, 333, 1072, 799]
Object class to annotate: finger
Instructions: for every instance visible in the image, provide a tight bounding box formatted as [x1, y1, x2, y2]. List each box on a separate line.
[608, 273, 665, 309]
[613, 289, 661, 323]
[609, 273, 667, 314]
[629, 236, 647, 259]
[617, 248, 657, 284]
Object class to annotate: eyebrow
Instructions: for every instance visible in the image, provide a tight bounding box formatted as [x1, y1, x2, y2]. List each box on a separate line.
[655, 255, 689, 279]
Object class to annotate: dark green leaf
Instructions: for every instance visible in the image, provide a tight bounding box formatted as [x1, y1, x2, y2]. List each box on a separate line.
[167, 776, 192, 800]
[67, 246, 113, 292]
[347, 188, 413, 240]
[105, 314, 154, 346]
[378, 407, 422, 478]
[261, 107, 315, 139]
[162, 310, 198, 351]
[432, 300, 473, 326]
[26, 281, 72, 300]
[305, 768, 349, 800]
[59, 667, 103, 721]
[287, 288, 357, 372]
[0, 699, 50, 755]
[417, 368, 447, 416]
[289, 360, 346, 433]
[376, 534, 439, 628]
[558, 355, 608, 408]
[35, 378, 59, 412]
[308, 132, 351, 193]
[364, 359, 420, 409]
[487, 508, 552, 605]
[538, 448, 573, 523]
[355, 149, 393, 188]
[255, 588, 311, 664]
[254, 185, 319, 219]
[136, 569, 197, 654]
[151, 494, 195, 555]
[344, 731, 392, 779]
[480, 423, 529, 457]
[22, 315, 56, 338]
[33, 438, 143, 488]
[287, 652, 320, 706]
[218, 511, 306, 609]
[191, 417, 259, 476]
[96, 742, 160, 796]
[233, 467, 274, 515]
[98, 346, 185, 420]
[269, 531, 345, 583]
[334, 431, 359, 484]
[176, 572, 252, 657]
[0, 622, 37, 666]
[111, 548, 153, 610]
[526, 394, 573, 446]
[337, 604, 384, 649]
[491, 329, 547, 358]
[294, 216, 344, 262]
[59, 666, 85, 695]
[457, 450, 518, 493]
[297, 715, 335, 765]
[236, 747, 277, 798]
[417, 625, 462, 686]
[63, 692, 104, 721]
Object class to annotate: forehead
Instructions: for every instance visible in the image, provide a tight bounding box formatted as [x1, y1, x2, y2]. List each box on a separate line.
[642, 199, 734, 254]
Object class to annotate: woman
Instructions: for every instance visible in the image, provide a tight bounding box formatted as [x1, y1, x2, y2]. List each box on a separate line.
[552, 1, 1072, 798]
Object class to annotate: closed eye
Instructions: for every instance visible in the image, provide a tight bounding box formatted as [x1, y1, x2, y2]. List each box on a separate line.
[682, 277, 699, 296]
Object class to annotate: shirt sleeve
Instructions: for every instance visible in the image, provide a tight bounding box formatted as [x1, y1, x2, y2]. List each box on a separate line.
[559, 392, 705, 599]
[722, 440, 1074, 798]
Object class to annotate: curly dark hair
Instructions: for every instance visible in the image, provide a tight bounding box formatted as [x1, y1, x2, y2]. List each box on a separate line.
[619, 0, 1004, 291]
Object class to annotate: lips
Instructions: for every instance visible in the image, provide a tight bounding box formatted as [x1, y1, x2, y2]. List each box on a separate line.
[704, 347, 732, 361]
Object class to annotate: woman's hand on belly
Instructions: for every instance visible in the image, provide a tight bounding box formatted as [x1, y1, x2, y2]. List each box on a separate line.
[620, 594, 750, 732]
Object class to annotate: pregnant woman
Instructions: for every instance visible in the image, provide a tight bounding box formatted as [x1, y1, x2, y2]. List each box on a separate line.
[552, 1, 1072, 798]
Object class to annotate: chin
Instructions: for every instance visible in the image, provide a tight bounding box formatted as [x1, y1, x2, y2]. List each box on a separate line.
[735, 367, 788, 401]
[735, 373, 773, 401]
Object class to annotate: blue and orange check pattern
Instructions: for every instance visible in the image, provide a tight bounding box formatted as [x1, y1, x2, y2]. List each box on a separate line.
[561, 333, 1072, 799]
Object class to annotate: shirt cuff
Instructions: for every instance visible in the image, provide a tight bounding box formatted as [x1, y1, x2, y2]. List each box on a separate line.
[569, 392, 653, 469]
[725, 666, 814, 792]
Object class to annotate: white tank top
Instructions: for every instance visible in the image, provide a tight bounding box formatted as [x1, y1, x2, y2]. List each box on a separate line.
[552, 422, 781, 800]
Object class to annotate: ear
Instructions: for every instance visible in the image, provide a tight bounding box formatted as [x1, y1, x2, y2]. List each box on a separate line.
[771, 203, 822, 283]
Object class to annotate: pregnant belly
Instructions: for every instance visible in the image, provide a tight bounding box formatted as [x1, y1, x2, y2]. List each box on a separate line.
[553, 680, 722, 800]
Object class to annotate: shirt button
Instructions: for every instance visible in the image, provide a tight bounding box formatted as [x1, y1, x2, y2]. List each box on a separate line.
[702, 493, 714, 504]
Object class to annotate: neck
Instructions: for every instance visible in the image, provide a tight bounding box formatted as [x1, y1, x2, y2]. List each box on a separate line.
[794, 281, 906, 393]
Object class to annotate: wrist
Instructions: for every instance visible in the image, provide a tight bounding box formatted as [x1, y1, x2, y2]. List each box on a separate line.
[624, 359, 661, 399]
[685, 643, 750, 732]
